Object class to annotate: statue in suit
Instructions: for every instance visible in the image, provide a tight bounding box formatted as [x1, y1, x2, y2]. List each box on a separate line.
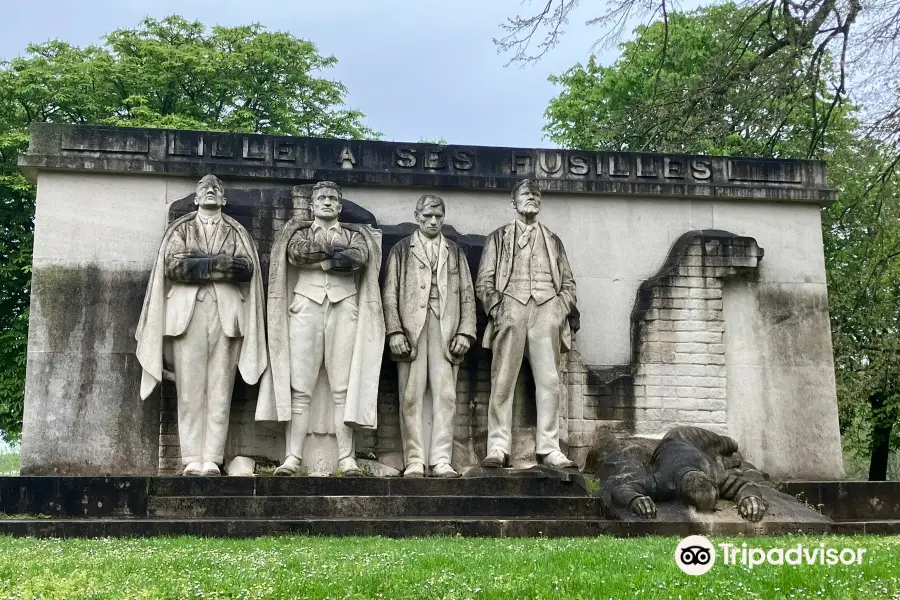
[135, 174, 269, 476]
[475, 179, 578, 470]
[382, 195, 477, 478]
[261, 181, 385, 477]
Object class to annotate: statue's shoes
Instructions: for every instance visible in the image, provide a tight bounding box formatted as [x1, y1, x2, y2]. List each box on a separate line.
[481, 448, 508, 468]
[182, 462, 202, 476]
[403, 463, 425, 478]
[273, 455, 302, 476]
[338, 457, 362, 477]
[541, 450, 577, 469]
[201, 462, 221, 476]
[431, 463, 460, 478]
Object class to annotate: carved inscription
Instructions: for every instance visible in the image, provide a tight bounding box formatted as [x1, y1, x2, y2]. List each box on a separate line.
[153, 132, 782, 185]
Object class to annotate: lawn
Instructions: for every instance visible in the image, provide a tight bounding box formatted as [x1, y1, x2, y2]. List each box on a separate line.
[0, 535, 896, 599]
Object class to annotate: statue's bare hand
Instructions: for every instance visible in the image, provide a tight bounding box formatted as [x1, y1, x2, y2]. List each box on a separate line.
[630, 496, 657, 519]
[738, 496, 766, 522]
[449, 335, 471, 356]
[389, 333, 411, 357]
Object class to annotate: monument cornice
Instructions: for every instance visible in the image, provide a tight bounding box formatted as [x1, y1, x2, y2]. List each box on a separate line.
[19, 123, 835, 204]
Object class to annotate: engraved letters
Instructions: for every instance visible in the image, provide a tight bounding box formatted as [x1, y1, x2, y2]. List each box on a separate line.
[664, 158, 684, 179]
[274, 140, 297, 162]
[636, 156, 658, 178]
[539, 152, 563, 174]
[396, 147, 416, 168]
[568, 155, 589, 176]
[158, 132, 751, 186]
[424, 149, 445, 169]
[691, 159, 712, 180]
[609, 155, 630, 177]
[338, 144, 357, 168]
[452, 150, 474, 170]
[511, 151, 532, 174]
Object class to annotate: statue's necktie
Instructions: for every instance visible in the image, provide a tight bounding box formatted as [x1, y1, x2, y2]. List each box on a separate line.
[517, 224, 535, 248]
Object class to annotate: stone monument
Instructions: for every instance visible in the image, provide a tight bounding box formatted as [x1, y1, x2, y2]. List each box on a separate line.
[382, 194, 477, 478]
[134, 174, 269, 476]
[475, 179, 578, 470]
[260, 181, 385, 477]
[17, 124, 845, 483]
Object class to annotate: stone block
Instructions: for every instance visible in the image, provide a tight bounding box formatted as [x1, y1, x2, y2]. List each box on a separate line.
[225, 456, 255, 477]
[21, 351, 158, 475]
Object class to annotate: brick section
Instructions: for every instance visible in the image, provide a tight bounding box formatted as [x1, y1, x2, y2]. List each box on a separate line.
[630, 230, 763, 435]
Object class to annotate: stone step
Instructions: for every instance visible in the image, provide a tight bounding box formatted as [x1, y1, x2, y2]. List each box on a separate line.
[148, 495, 601, 519]
[0, 517, 892, 538]
[780, 482, 900, 521]
[150, 476, 588, 498]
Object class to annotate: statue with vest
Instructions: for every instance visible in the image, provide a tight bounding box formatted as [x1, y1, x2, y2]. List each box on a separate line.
[259, 181, 385, 476]
[382, 194, 477, 478]
[475, 179, 578, 470]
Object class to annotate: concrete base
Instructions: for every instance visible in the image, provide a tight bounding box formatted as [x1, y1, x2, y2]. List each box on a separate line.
[0, 477, 895, 538]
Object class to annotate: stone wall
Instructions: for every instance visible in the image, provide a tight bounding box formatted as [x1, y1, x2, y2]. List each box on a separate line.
[631, 231, 763, 435]
[19, 124, 845, 479]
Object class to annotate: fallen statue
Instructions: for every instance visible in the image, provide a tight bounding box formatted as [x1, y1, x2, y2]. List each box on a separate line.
[597, 426, 768, 521]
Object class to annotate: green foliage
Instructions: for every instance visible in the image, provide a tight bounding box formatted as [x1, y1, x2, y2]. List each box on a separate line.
[824, 142, 900, 462]
[544, 2, 855, 159]
[0, 133, 32, 440]
[0, 15, 378, 440]
[0, 535, 894, 598]
[0, 449, 19, 476]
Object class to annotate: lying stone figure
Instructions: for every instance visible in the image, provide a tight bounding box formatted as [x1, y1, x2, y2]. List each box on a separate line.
[602, 426, 768, 521]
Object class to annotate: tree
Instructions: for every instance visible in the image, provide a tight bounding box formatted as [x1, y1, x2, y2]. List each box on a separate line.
[0, 15, 378, 440]
[542, 3, 855, 157]
[540, 3, 900, 479]
[498, 0, 870, 155]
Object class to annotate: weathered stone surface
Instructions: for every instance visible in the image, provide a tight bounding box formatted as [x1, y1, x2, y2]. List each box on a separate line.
[724, 281, 843, 479]
[225, 457, 255, 477]
[21, 124, 835, 202]
[780, 481, 900, 521]
[592, 427, 832, 526]
[0, 477, 149, 517]
[21, 261, 157, 475]
[266, 181, 386, 478]
[147, 494, 601, 519]
[357, 459, 401, 477]
[136, 174, 269, 477]
[0, 476, 895, 538]
[19, 123, 844, 480]
[603, 486, 832, 528]
[463, 464, 585, 488]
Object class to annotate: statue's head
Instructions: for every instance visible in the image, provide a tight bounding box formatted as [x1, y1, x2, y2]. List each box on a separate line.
[680, 470, 719, 511]
[195, 174, 226, 210]
[414, 194, 446, 239]
[311, 181, 342, 222]
[511, 179, 541, 218]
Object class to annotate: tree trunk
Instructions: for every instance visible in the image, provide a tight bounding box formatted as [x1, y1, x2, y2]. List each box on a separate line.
[868, 391, 897, 481]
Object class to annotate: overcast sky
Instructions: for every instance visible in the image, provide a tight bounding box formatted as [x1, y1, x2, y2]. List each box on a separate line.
[0, 0, 634, 148]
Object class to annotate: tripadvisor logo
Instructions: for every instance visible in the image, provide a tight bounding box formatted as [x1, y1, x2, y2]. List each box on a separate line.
[675, 535, 716, 575]
[674, 536, 868, 574]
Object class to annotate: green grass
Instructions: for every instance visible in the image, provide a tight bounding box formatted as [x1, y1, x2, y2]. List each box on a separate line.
[0, 535, 896, 599]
